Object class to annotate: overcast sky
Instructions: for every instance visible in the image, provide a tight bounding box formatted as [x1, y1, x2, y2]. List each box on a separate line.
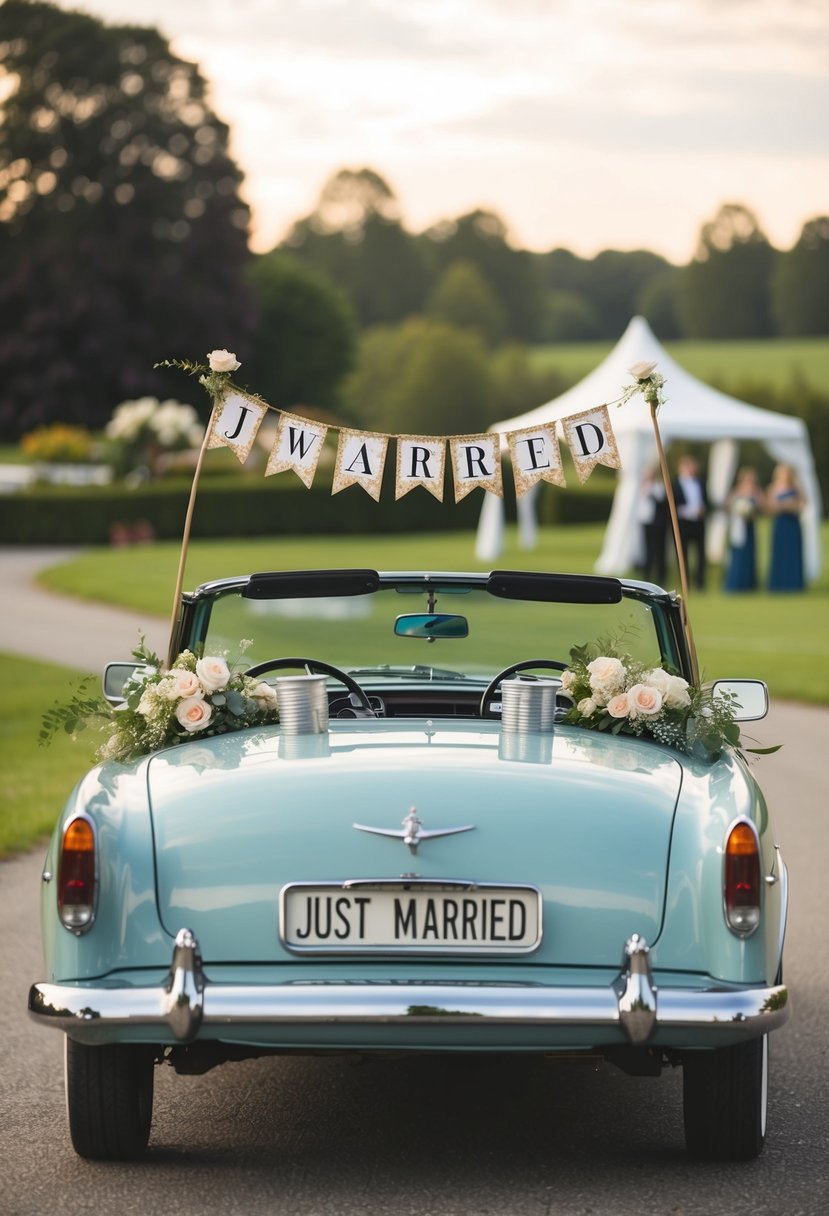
[54, 0, 828, 262]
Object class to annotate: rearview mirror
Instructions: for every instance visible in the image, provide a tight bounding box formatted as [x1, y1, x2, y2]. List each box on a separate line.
[394, 613, 469, 640]
[711, 679, 769, 722]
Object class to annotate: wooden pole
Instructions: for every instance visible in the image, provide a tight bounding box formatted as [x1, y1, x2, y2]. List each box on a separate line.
[648, 400, 700, 683]
[167, 404, 216, 666]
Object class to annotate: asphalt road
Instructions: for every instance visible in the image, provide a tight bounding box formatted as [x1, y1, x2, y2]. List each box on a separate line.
[1, 550, 827, 1215]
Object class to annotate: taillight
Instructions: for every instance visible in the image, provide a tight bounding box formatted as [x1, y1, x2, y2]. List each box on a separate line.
[724, 819, 761, 936]
[57, 816, 96, 933]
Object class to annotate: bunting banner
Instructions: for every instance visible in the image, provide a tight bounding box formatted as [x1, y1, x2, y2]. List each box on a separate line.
[332, 429, 389, 501]
[266, 412, 329, 487]
[208, 391, 267, 464]
[201, 382, 623, 499]
[561, 405, 621, 485]
[449, 433, 503, 503]
[507, 423, 566, 497]
[395, 435, 446, 501]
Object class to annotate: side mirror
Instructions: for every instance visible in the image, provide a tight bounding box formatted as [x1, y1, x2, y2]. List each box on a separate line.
[711, 679, 769, 722]
[394, 613, 469, 640]
[103, 661, 149, 706]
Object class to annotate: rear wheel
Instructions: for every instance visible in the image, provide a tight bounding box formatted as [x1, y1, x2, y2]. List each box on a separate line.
[683, 1035, 768, 1160]
[65, 1037, 155, 1159]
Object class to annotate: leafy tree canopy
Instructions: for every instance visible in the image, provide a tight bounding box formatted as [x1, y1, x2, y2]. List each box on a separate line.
[677, 204, 775, 339]
[426, 259, 506, 345]
[0, 0, 255, 438]
[772, 216, 829, 337]
[246, 252, 356, 413]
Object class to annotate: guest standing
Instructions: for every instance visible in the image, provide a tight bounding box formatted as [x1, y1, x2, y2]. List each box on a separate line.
[724, 467, 764, 593]
[767, 464, 806, 592]
[673, 455, 708, 590]
[637, 467, 668, 586]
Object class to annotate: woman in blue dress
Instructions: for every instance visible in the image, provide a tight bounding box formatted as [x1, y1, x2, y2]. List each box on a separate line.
[724, 467, 764, 592]
[767, 464, 806, 592]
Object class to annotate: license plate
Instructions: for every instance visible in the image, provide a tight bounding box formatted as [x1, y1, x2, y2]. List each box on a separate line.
[280, 882, 542, 953]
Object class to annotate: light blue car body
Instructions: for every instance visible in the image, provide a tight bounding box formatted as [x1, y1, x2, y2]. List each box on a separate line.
[29, 569, 789, 1159]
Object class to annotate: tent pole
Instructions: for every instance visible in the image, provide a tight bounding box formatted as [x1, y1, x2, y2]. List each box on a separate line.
[167, 404, 216, 667]
[649, 402, 700, 682]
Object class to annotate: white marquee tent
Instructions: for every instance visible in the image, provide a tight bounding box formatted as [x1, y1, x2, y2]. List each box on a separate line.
[476, 316, 822, 582]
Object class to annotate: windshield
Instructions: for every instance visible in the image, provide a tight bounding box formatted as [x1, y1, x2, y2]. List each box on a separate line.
[196, 581, 667, 681]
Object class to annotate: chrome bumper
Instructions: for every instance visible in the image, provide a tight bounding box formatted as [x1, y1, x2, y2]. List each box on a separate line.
[29, 929, 790, 1048]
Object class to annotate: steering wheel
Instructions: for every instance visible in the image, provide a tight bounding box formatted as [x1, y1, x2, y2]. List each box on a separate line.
[479, 659, 569, 719]
[245, 657, 374, 716]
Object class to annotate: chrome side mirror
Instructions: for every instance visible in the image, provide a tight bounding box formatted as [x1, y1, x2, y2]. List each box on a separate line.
[711, 679, 769, 722]
[103, 661, 146, 706]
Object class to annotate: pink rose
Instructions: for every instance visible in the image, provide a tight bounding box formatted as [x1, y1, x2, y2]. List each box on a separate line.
[175, 695, 212, 733]
[168, 667, 201, 698]
[606, 692, 633, 719]
[628, 683, 663, 716]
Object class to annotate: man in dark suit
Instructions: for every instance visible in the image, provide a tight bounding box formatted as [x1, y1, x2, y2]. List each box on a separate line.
[673, 455, 708, 589]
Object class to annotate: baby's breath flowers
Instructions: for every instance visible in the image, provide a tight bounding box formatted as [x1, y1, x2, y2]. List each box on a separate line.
[41, 639, 279, 763]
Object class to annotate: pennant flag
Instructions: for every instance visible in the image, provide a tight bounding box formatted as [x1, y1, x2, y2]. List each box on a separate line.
[507, 424, 566, 497]
[209, 391, 267, 464]
[332, 429, 389, 501]
[266, 413, 329, 488]
[395, 436, 446, 501]
[562, 405, 621, 484]
[450, 433, 503, 502]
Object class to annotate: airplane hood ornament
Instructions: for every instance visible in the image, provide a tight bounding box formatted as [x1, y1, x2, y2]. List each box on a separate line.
[353, 807, 475, 855]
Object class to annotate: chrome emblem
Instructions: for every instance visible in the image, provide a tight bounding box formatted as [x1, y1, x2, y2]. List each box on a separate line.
[353, 807, 475, 855]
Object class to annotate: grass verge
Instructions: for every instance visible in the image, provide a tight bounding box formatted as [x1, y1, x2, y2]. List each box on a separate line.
[0, 653, 99, 857]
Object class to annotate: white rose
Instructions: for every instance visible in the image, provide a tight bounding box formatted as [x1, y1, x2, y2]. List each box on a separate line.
[137, 685, 161, 716]
[196, 655, 230, 692]
[175, 696, 213, 732]
[252, 681, 278, 712]
[663, 674, 691, 710]
[628, 683, 663, 716]
[606, 692, 633, 719]
[167, 667, 202, 699]
[560, 669, 576, 692]
[577, 697, 598, 716]
[629, 361, 657, 381]
[207, 349, 240, 373]
[587, 656, 626, 701]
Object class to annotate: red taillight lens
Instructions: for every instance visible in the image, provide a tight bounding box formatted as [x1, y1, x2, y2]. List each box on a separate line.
[58, 817, 96, 932]
[724, 820, 761, 935]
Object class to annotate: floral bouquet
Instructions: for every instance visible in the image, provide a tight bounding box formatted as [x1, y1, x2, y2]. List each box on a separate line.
[559, 644, 741, 758]
[41, 639, 279, 764]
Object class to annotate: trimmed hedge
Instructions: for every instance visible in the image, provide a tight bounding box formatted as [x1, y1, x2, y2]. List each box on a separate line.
[0, 474, 616, 545]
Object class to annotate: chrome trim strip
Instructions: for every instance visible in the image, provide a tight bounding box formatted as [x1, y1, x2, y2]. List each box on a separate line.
[29, 928, 790, 1047]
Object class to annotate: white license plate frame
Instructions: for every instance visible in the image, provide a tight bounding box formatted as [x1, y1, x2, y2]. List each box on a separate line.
[280, 880, 543, 955]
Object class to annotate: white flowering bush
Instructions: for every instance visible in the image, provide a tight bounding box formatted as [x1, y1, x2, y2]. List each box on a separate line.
[104, 397, 203, 476]
[560, 643, 741, 757]
[41, 639, 279, 763]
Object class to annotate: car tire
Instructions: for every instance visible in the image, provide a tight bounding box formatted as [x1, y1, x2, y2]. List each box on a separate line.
[64, 1036, 154, 1159]
[682, 1035, 768, 1160]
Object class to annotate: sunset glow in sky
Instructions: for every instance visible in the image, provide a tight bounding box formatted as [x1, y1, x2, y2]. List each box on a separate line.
[55, 0, 828, 261]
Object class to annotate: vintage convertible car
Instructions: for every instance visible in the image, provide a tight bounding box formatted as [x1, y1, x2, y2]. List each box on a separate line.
[29, 568, 788, 1162]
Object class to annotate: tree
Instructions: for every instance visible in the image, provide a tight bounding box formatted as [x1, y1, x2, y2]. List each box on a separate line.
[283, 168, 432, 326]
[0, 0, 255, 439]
[677, 204, 775, 339]
[246, 252, 356, 412]
[771, 217, 829, 337]
[426, 259, 506, 345]
[638, 268, 682, 340]
[424, 209, 543, 341]
[343, 318, 497, 436]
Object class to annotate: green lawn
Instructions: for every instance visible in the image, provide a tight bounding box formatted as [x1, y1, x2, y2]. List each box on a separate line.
[533, 337, 829, 393]
[4, 522, 827, 855]
[37, 522, 829, 704]
[0, 653, 98, 856]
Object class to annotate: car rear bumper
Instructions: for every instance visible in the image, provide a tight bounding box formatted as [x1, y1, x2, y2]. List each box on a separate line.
[29, 928, 790, 1051]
